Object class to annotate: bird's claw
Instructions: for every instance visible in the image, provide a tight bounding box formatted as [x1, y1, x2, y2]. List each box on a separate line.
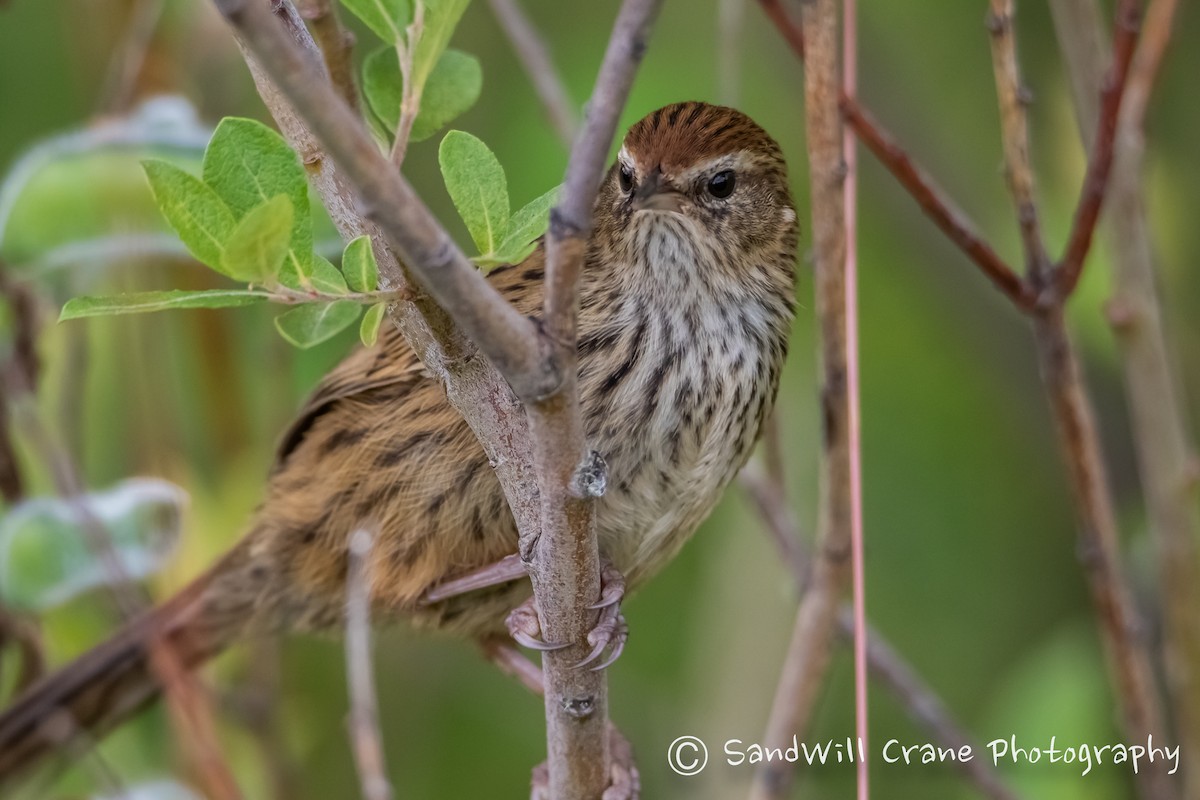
[508, 561, 629, 670]
[506, 598, 568, 651]
[589, 561, 626, 609]
[573, 610, 628, 671]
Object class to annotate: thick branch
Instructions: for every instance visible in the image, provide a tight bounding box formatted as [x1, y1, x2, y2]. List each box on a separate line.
[750, 1, 850, 797]
[526, 2, 663, 797]
[486, 0, 578, 148]
[1053, 1, 1200, 796]
[986, 0, 1051, 279]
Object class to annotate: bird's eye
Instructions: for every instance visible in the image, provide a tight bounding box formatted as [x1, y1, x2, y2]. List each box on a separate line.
[618, 164, 634, 194]
[707, 170, 736, 199]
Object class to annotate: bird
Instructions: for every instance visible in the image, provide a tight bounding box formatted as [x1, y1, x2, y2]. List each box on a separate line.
[0, 100, 798, 786]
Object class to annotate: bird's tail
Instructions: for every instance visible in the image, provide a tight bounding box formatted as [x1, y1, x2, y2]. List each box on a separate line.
[0, 541, 256, 787]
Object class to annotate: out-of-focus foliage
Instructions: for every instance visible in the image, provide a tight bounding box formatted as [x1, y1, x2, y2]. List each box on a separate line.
[0, 478, 185, 611]
[0, 0, 1198, 798]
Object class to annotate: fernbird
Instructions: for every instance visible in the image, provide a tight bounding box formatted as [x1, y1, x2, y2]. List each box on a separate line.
[0, 101, 798, 783]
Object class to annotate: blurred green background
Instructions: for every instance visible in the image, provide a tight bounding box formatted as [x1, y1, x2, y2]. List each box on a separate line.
[1, 0, 1198, 797]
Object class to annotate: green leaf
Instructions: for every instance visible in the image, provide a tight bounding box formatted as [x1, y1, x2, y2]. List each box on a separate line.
[438, 130, 508, 255]
[311, 254, 350, 294]
[363, 47, 481, 142]
[342, 236, 379, 293]
[341, 0, 409, 42]
[202, 118, 313, 286]
[274, 300, 362, 348]
[360, 302, 387, 346]
[220, 195, 294, 283]
[141, 160, 236, 272]
[413, 0, 471, 91]
[60, 290, 271, 320]
[484, 185, 559, 266]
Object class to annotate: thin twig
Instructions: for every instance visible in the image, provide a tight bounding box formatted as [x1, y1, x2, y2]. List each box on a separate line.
[527, 1, 663, 796]
[1053, 0, 1141, 300]
[345, 530, 394, 800]
[758, 5, 1037, 312]
[750, 1, 850, 797]
[1053, 0, 1199, 795]
[842, 3, 868, 797]
[840, 99, 1037, 311]
[739, 476, 1025, 800]
[986, 0, 1052, 281]
[295, 0, 360, 112]
[486, 0, 578, 149]
[757, 0, 803, 60]
[389, 0, 424, 168]
[837, 611, 1023, 800]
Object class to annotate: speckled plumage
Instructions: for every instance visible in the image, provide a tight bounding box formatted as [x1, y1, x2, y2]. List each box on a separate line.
[0, 102, 798, 782]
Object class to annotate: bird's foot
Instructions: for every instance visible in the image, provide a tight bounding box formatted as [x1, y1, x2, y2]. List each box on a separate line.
[506, 560, 629, 671]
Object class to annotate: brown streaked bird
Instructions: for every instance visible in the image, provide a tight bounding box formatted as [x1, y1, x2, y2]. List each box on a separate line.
[0, 101, 798, 785]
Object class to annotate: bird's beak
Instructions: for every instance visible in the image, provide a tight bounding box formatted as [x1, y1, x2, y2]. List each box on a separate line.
[632, 170, 685, 213]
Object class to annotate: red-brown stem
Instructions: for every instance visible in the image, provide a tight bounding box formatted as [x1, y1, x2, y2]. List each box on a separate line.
[1053, 0, 1141, 300]
[758, 0, 1037, 313]
[757, 0, 803, 60]
[750, 1, 850, 797]
[841, 98, 1037, 311]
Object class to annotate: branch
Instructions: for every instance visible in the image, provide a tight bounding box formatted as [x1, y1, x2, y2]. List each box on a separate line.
[295, 0, 360, 112]
[757, 0, 803, 60]
[750, 1, 851, 797]
[486, 0, 579, 149]
[740, 473, 1025, 800]
[213, 0, 550, 400]
[216, 2, 664, 795]
[1033, 310, 1174, 800]
[526, 1, 663, 796]
[759, 2, 1038, 312]
[838, 611, 1024, 800]
[1053, 0, 1140, 299]
[1053, 1, 1200, 795]
[986, 0, 1051, 279]
[840, 99, 1037, 311]
[345, 530, 394, 800]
